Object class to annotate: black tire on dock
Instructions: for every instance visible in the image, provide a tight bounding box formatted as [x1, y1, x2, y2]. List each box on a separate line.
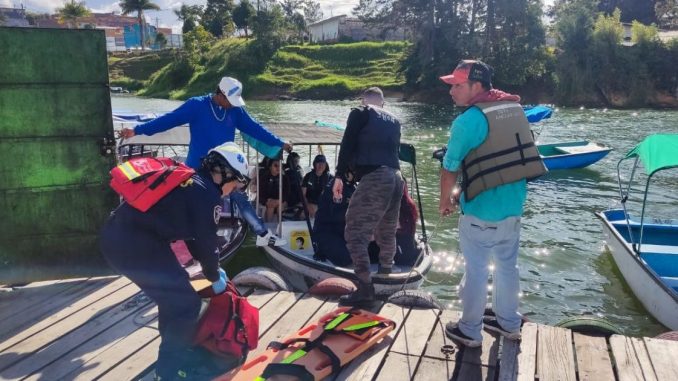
[554, 315, 622, 336]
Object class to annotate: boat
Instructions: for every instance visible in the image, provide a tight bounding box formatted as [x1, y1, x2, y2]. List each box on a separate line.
[596, 134, 678, 330]
[113, 116, 248, 263]
[524, 105, 612, 170]
[251, 123, 433, 296]
[430, 105, 611, 172]
[538, 141, 612, 170]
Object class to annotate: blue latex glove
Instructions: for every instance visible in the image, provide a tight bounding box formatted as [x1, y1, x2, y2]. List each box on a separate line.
[211, 268, 228, 294]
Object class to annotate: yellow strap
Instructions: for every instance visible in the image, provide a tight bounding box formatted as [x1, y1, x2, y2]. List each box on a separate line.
[342, 320, 381, 331]
[324, 312, 350, 331]
[118, 161, 141, 180]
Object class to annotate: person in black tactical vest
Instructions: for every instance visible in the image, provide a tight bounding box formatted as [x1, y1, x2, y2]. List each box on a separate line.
[332, 87, 404, 306]
[99, 142, 250, 381]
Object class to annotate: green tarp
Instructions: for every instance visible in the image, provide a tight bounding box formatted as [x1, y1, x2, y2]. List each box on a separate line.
[625, 134, 678, 175]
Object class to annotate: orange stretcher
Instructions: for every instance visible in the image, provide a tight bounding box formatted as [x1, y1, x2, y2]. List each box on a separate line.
[214, 307, 396, 381]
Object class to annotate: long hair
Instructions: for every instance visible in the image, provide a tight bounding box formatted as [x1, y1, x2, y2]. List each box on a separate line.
[399, 181, 418, 235]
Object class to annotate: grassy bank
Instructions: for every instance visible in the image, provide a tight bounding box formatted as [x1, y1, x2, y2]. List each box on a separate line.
[108, 39, 410, 100]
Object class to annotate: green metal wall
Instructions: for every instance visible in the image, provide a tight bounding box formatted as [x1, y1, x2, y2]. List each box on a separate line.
[0, 27, 118, 283]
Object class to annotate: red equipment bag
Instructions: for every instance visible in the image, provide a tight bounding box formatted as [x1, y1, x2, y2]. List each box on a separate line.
[110, 157, 195, 212]
[194, 281, 259, 362]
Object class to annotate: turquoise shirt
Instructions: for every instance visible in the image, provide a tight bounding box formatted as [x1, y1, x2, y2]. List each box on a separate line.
[442, 107, 527, 222]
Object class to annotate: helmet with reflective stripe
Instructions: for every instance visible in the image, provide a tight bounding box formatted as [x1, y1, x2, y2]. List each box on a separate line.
[202, 142, 249, 185]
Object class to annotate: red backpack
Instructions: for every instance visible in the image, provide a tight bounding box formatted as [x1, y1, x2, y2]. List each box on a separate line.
[194, 282, 259, 361]
[110, 157, 195, 212]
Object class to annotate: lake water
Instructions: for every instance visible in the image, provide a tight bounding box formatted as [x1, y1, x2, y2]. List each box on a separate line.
[113, 95, 678, 336]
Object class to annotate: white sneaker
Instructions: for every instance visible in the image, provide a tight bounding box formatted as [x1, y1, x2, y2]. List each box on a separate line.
[256, 230, 287, 247]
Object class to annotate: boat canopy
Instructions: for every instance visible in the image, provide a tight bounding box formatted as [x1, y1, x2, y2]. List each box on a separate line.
[523, 105, 553, 123]
[623, 134, 678, 175]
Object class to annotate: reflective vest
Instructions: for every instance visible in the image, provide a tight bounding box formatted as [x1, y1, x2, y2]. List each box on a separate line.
[354, 106, 401, 171]
[461, 101, 547, 201]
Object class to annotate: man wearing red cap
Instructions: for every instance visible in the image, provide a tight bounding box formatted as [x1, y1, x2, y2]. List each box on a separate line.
[438, 60, 546, 347]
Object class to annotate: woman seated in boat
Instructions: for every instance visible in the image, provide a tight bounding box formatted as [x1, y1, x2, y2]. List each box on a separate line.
[284, 152, 305, 219]
[258, 158, 291, 222]
[302, 155, 333, 218]
[312, 173, 356, 266]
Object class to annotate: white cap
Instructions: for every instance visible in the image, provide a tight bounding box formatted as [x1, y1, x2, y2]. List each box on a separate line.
[218, 76, 245, 107]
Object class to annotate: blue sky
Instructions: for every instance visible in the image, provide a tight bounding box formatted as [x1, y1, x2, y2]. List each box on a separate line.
[3, 0, 554, 34]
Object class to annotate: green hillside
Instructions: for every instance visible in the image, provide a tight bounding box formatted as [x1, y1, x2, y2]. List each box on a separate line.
[108, 39, 410, 100]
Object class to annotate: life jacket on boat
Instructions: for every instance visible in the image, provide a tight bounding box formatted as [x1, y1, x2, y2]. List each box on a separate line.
[110, 157, 195, 212]
[254, 308, 396, 381]
[461, 101, 547, 201]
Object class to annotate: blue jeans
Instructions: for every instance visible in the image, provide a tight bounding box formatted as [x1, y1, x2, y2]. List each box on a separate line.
[457, 214, 522, 341]
[228, 191, 268, 237]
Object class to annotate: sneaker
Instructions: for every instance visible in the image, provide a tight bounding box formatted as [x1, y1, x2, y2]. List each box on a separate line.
[256, 230, 287, 247]
[445, 322, 482, 348]
[482, 317, 521, 340]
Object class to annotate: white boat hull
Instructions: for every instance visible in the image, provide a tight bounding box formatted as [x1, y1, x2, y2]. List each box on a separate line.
[599, 213, 678, 330]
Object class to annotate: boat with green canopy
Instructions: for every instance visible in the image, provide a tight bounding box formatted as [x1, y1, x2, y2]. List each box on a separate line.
[596, 134, 678, 329]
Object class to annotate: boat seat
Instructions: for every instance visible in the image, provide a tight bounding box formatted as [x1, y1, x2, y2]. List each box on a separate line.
[640, 244, 678, 255]
[554, 143, 605, 155]
[659, 276, 678, 293]
[640, 252, 678, 277]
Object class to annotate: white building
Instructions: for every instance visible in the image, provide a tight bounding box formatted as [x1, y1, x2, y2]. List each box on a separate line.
[308, 15, 407, 43]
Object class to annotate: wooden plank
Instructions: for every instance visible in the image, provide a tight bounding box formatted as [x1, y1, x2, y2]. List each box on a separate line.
[516, 323, 538, 381]
[0, 277, 132, 352]
[413, 355, 454, 381]
[0, 278, 88, 322]
[0, 283, 144, 378]
[246, 290, 279, 309]
[0, 277, 119, 339]
[390, 307, 439, 357]
[536, 325, 575, 381]
[422, 310, 460, 361]
[375, 352, 420, 381]
[23, 305, 158, 381]
[643, 337, 678, 381]
[498, 336, 520, 381]
[255, 294, 326, 353]
[461, 328, 501, 367]
[336, 303, 410, 381]
[573, 333, 614, 381]
[256, 291, 302, 336]
[609, 335, 657, 381]
[455, 362, 495, 381]
[96, 337, 160, 381]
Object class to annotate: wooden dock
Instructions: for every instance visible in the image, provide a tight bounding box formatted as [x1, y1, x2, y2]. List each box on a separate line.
[1, 276, 678, 380]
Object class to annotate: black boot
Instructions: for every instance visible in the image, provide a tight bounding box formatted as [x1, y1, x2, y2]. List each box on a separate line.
[377, 265, 392, 275]
[339, 281, 376, 306]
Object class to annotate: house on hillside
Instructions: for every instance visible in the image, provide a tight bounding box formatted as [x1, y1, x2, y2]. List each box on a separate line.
[33, 13, 182, 51]
[308, 15, 408, 43]
[0, 7, 29, 27]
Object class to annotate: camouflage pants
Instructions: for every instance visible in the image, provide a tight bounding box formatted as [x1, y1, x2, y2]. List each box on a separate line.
[345, 166, 404, 283]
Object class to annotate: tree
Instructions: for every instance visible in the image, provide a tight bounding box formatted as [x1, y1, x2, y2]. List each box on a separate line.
[598, 0, 657, 24]
[155, 32, 168, 48]
[233, 0, 255, 37]
[655, 0, 678, 28]
[201, 0, 235, 38]
[174, 4, 203, 34]
[56, 0, 91, 28]
[119, 0, 160, 51]
[303, 0, 323, 23]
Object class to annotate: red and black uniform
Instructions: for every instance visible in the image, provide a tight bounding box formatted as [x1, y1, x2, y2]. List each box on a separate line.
[99, 168, 221, 380]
